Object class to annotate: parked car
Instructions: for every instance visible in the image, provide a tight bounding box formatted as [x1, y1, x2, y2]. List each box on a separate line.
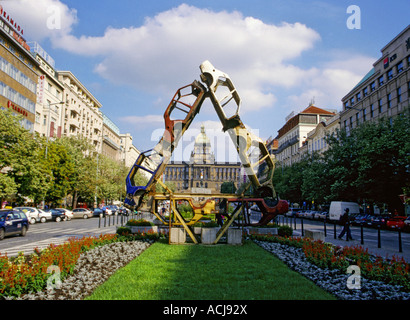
[44, 208, 67, 222]
[72, 208, 93, 219]
[352, 214, 370, 226]
[0, 209, 29, 240]
[370, 214, 390, 229]
[386, 216, 407, 230]
[315, 211, 328, 220]
[304, 211, 316, 219]
[38, 208, 52, 223]
[107, 205, 119, 215]
[404, 217, 410, 231]
[93, 208, 104, 217]
[13, 207, 40, 224]
[56, 208, 73, 220]
[118, 206, 131, 216]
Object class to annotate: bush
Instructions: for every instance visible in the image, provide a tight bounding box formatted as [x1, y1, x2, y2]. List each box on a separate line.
[202, 221, 219, 228]
[116, 227, 131, 236]
[278, 225, 293, 237]
[125, 219, 154, 227]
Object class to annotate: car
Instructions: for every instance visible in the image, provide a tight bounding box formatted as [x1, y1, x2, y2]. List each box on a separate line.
[352, 214, 370, 226]
[38, 208, 52, 223]
[93, 208, 104, 217]
[56, 208, 74, 220]
[315, 211, 328, 220]
[44, 208, 67, 222]
[285, 208, 298, 217]
[386, 216, 407, 230]
[106, 205, 119, 215]
[404, 217, 410, 231]
[370, 214, 390, 229]
[13, 207, 40, 224]
[118, 206, 131, 216]
[72, 208, 93, 219]
[0, 209, 29, 240]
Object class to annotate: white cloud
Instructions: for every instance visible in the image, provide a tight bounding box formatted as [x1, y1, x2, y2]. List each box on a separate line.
[41, 3, 321, 114]
[2, 0, 77, 41]
[6, 1, 376, 123]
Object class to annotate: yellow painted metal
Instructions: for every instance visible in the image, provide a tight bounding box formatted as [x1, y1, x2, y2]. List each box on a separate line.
[214, 203, 243, 244]
[170, 198, 198, 244]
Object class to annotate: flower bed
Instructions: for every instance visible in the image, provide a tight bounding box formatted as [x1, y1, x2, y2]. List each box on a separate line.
[250, 234, 410, 293]
[0, 233, 155, 300]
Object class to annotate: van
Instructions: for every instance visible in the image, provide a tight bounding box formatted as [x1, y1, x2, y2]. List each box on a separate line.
[329, 201, 360, 221]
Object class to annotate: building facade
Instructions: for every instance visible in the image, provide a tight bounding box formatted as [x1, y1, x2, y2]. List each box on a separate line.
[274, 105, 336, 166]
[164, 125, 242, 193]
[341, 25, 410, 132]
[302, 113, 340, 157]
[57, 71, 104, 152]
[32, 43, 65, 140]
[0, 11, 39, 133]
[101, 113, 121, 161]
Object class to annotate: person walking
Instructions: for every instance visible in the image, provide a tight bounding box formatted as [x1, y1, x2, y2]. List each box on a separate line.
[338, 208, 353, 240]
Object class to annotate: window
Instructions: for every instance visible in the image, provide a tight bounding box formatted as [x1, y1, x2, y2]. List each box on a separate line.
[378, 99, 383, 113]
[387, 93, 392, 108]
[356, 92, 361, 102]
[378, 76, 384, 86]
[370, 104, 374, 117]
[350, 97, 355, 106]
[397, 61, 404, 73]
[370, 81, 376, 92]
[363, 87, 368, 97]
[362, 108, 367, 121]
[397, 87, 401, 103]
[387, 69, 393, 80]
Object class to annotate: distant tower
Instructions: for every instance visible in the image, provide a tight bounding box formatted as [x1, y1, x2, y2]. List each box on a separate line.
[190, 124, 215, 165]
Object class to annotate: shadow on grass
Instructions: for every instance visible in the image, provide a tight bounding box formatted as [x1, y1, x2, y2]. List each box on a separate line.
[86, 240, 336, 300]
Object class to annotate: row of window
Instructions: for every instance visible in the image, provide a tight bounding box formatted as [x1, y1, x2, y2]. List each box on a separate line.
[0, 80, 35, 113]
[0, 55, 36, 94]
[164, 166, 241, 181]
[345, 55, 410, 109]
[344, 81, 410, 130]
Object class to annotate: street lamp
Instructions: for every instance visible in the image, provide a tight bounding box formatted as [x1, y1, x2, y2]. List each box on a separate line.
[45, 101, 64, 159]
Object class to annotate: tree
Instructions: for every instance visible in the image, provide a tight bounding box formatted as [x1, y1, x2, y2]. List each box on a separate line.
[0, 109, 47, 204]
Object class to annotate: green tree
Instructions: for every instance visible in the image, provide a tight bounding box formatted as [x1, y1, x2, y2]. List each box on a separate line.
[0, 109, 47, 204]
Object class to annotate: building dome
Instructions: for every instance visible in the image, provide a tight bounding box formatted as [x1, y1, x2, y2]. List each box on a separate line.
[195, 124, 211, 145]
[191, 124, 214, 164]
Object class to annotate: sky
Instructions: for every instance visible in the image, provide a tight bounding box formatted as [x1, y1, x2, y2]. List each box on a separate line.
[3, 0, 410, 162]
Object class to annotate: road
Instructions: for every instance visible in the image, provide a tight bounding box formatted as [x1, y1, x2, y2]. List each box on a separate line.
[0, 216, 118, 257]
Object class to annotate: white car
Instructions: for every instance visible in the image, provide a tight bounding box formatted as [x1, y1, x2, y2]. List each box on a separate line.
[56, 208, 73, 220]
[71, 208, 93, 219]
[14, 207, 40, 224]
[38, 208, 52, 223]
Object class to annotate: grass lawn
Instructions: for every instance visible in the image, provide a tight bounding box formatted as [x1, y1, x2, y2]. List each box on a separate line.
[86, 240, 336, 300]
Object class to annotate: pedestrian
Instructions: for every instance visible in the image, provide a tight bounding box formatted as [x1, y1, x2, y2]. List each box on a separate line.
[338, 208, 353, 240]
[216, 212, 224, 227]
[102, 205, 107, 217]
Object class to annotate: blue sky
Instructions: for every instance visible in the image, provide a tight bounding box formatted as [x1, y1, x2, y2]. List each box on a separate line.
[4, 0, 410, 161]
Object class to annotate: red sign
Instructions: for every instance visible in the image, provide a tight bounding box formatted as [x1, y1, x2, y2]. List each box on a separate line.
[7, 100, 28, 117]
[0, 5, 24, 36]
[383, 57, 389, 69]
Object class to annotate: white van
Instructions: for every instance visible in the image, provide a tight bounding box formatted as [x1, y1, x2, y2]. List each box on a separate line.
[329, 201, 360, 221]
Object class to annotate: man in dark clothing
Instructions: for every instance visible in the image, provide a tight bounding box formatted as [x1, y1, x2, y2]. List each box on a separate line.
[338, 208, 353, 240]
